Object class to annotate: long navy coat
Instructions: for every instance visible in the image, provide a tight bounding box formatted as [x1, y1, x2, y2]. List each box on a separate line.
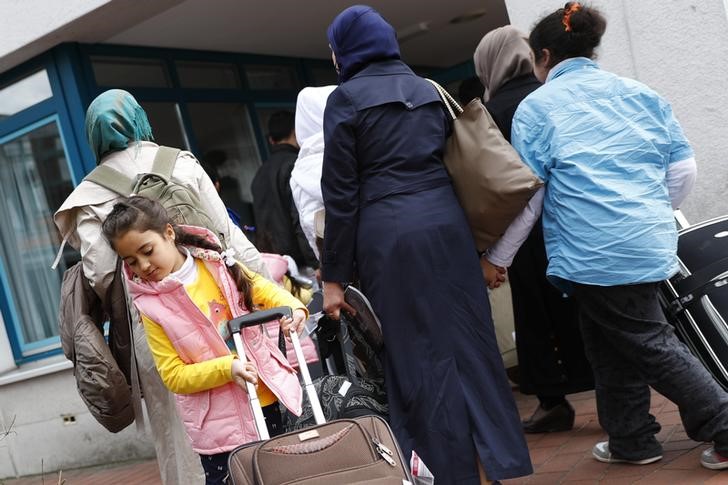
[321, 59, 532, 482]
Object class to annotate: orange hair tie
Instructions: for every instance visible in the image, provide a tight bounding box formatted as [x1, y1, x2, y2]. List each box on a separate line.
[562, 2, 582, 32]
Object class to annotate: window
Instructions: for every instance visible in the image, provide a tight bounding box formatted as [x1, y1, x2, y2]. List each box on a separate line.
[245, 65, 299, 90]
[139, 102, 189, 150]
[91, 56, 172, 88]
[0, 120, 76, 355]
[0, 70, 53, 118]
[176, 61, 241, 89]
[186, 103, 261, 225]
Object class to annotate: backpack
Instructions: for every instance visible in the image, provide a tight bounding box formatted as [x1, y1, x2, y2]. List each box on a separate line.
[84, 146, 226, 246]
[62, 146, 225, 431]
[58, 261, 138, 432]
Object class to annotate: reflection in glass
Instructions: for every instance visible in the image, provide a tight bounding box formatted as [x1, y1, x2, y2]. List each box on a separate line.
[91, 56, 172, 88]
[0, 70, 53, 118]
[139, 102, 189, 150]
[176, 61, 241, 89]
[255, 106, 295, 159]
[0, 122, 76, 348]
[245, 65, 299, 90]
[187, 103, 260, 225]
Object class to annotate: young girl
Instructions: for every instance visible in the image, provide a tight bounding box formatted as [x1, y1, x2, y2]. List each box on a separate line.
[102, 196, 306, 485]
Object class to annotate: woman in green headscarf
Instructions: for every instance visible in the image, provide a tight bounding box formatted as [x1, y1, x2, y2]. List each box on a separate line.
[54, 89, 269, 485]
[84, 89, 154, 162]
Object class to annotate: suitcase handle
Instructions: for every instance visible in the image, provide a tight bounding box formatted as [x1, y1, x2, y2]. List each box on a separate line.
[228, 307, 292, 333]
[227, 307, 326, 441]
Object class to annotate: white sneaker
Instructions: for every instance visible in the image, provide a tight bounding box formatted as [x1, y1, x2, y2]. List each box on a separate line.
[700, 447, 728, 470]
[592, 441, 662, 465]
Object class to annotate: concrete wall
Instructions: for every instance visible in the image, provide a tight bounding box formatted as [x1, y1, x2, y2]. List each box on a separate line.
[0, 368, 154, 479]
[505, 0, 728, 223]
[0, 0, 183, 73]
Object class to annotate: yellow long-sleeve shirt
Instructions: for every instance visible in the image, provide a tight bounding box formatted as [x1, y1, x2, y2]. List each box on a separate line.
[142, 259, 307, 405]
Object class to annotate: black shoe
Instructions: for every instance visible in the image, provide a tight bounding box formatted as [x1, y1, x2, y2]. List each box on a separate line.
[522, 401, 575, 433]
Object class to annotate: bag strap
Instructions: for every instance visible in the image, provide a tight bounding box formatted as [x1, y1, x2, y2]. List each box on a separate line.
[131, 146, 181, 194]
[150, 146, 181, 180]
[84, 165, 135, 196]
[117, 257, 146, 433]
[425, 78, 463, 120]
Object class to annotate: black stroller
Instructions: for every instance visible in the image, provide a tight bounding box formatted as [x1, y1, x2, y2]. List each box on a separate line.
[660, 213, 728, 390]
[285, 285, 388, 430]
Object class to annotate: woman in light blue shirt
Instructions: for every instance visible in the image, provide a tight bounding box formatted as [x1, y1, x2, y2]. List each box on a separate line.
[486, 2, 728, 470]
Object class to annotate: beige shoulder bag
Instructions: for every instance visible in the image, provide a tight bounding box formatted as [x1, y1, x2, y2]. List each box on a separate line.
[427, 79, 543, 251]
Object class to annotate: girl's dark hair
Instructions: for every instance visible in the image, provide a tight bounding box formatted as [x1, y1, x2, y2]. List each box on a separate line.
[102, 196, 254, 311]
[529, 2, 607, 67]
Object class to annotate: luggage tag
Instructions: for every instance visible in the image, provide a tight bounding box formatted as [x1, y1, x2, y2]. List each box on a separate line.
[298, 429, 320, 442]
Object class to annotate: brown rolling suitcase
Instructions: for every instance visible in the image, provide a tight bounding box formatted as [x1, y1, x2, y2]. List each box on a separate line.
[226, 307, 413, 485]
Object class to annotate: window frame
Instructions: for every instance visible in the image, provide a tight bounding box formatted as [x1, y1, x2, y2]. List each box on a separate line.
[0, 116, 76, 358]
[0, 51, 87, 363]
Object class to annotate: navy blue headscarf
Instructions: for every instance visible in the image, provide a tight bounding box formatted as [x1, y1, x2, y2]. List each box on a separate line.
[327, 5, 401, 83]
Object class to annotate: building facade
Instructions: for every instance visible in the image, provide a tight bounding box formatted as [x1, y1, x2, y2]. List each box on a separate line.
[0, 0, 726, 479]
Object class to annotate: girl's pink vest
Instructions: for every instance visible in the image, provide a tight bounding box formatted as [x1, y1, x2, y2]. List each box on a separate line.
[125, 227, 302, 455]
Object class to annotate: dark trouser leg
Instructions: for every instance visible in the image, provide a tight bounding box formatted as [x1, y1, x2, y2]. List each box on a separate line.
[537, 395, 568, 410]
[576, 286, 661, 459]
[575, 283, 728, 459]
[199, 451, 230, 485]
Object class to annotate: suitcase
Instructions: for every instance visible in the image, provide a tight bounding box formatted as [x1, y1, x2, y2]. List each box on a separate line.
[226, 307, 412, 485]
[660, 214, 728, 390]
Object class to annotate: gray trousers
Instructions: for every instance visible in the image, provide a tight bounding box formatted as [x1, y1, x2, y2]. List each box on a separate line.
[574, 282, 728, 460]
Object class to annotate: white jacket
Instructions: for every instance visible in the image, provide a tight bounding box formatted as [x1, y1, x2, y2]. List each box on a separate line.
[290, 86, 336, 258]
[54, 141, 269, 295]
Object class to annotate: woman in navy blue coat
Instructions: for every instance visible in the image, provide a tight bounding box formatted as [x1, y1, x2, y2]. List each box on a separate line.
[320, 6, 532, 483]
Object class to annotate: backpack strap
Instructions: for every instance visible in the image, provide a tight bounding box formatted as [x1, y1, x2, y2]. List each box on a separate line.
[84, 164, 135, 196]
[150, 146, 181, 180]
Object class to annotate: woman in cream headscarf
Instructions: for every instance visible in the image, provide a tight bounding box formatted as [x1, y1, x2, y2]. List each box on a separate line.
[474, 26, 594, 434]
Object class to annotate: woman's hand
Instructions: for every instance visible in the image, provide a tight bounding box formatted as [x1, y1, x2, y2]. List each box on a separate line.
[231, 358, 258, 392]
[280, 308, 307, 336]
[323, 281, 356, 320]
[480, 257, 507, 289]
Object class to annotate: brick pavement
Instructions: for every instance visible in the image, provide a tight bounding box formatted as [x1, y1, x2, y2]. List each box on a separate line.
[503, 389, 727, 485]
[3, 389, 727, 484]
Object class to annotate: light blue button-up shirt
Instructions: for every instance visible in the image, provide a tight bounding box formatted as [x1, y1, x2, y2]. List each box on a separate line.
[511, 57, 694, 291]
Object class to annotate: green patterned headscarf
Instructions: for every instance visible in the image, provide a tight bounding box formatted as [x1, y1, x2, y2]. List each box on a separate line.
[85, 89, 154, 163]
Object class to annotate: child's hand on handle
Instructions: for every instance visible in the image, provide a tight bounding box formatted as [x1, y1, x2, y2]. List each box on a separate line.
[322, 281, 356, 320]
[231, 358, 258, 392]
[280, 308, 307, 337]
